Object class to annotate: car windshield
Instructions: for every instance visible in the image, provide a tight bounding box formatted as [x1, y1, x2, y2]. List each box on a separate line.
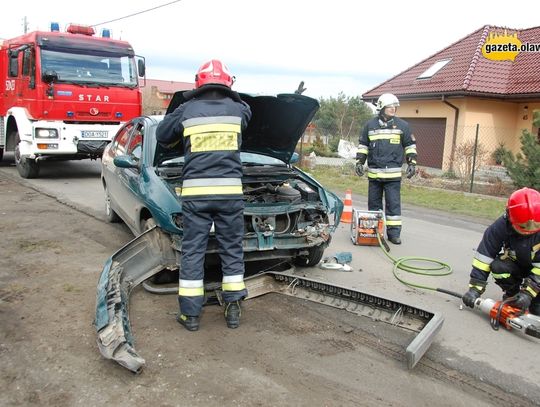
[158, 152, 287, 167]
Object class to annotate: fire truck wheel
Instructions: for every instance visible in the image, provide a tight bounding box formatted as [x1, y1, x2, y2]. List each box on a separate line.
[14, 133, 40, 179]
[294, 244, 326, 267]
[104, 185, 120, 223]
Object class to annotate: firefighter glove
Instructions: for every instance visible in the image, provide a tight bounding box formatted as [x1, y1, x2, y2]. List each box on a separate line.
[511, 291, 533, 311]
[406, 164, 416, 179]
[463, 278, 487, 308]
[355, 161, 365, 177]
[462, 289, 481, 308]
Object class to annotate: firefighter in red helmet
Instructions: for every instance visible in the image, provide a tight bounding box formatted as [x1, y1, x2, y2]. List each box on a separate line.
[156, 59, 252, 331]
[462, 187, 540, 315]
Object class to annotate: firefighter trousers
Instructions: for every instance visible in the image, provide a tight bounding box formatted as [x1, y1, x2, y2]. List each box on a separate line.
[179, 199, 247, 316]
[368, 179, 402, 239]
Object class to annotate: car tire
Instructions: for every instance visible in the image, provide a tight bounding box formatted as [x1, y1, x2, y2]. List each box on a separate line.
[104, 186, 120, 223]
[14, 132, 40, 179]
[294, 244, 326, 267]
[0, 147, 4, 161]
[142, 217, 156, 231]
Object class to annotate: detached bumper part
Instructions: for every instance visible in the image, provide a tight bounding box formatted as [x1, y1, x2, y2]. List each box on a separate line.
[244, 272, 443, 369]
[94, 226, 176, 373]
[95, 231, 443, 373]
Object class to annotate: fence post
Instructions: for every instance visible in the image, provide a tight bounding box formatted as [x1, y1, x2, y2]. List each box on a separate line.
[469, 124, 480, 193]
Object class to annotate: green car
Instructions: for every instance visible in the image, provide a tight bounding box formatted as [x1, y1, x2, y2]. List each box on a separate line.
[96, 93, 344, 372]
[101, 92, 343, 267]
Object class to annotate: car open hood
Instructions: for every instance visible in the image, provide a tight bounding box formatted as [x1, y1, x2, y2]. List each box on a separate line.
[166, 91, 319, 163]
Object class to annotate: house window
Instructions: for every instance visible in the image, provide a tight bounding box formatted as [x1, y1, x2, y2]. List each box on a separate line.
[417, 59, 451, 79]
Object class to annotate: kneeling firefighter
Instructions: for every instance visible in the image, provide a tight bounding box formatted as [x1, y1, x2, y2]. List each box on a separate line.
[156, 59, 252, 331]
[462, 187, 540, 315]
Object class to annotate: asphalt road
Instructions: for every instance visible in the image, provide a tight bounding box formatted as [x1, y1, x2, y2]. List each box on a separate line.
[1, 154, 539, 405]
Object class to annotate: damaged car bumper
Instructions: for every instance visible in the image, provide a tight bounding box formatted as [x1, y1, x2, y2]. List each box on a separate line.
[95, 226, 443, 373]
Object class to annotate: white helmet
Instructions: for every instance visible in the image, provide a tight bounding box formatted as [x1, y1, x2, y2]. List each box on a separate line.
[376, 93, 400, 111]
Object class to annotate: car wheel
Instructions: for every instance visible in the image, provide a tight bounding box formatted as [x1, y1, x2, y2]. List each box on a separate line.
[294, 244, 326, 267]
[142, 217, 156, 231]
[0, 147, 4, 161]
[104, 185, 120, 223]
[14, 132, 40, 179]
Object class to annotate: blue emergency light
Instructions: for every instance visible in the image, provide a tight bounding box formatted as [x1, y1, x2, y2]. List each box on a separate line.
[50, 22, 60, 32]
[101, 29, 111, 38]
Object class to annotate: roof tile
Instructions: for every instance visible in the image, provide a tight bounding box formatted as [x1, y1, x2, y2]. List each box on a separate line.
[363, 25, 540, 99]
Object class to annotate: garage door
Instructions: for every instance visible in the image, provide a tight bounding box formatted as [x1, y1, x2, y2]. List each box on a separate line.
[402, 118, 446, 169]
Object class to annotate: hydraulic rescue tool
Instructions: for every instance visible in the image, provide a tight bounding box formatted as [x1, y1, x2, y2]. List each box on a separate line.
[369, 228, 540, 340]
[433, 288, 540, 339]
[473, 297, 540, 339]
[94, 226, 444, 373]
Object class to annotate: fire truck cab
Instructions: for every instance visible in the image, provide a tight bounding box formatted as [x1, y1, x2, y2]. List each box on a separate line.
[0, 23, 145, 178]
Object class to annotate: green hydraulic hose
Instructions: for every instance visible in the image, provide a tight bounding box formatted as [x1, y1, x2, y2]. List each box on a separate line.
[376, 232, 460, 297]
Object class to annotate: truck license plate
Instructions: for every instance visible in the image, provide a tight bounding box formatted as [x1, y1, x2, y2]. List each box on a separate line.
[81, 130, 108, 138]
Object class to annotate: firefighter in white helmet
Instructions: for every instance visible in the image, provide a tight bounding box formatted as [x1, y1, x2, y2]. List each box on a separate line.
[355, 93, 417, 245]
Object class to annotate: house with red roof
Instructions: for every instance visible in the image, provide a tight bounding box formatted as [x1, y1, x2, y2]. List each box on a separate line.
[362, 25, 540, 170]
[141, 78, 193, 115]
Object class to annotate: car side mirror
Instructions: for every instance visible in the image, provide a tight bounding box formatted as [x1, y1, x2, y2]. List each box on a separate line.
[114, 155, 139, 169]
[137, 58, 145, 77]
[290, 152, 299, 164]
[8, 53, 19, 77]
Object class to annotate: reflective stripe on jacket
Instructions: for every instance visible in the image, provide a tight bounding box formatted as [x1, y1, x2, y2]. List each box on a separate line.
[156, 91, 252, 200]
[357, 116, 417, 181]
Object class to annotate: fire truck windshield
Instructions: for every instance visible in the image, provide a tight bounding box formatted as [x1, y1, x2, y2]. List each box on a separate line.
[40, 49, 137, 87]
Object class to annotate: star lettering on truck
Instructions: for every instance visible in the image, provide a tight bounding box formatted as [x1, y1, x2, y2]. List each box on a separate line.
[78, 94, 110, 102]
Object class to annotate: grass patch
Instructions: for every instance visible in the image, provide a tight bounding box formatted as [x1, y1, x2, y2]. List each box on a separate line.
[304, 165, 506, 222]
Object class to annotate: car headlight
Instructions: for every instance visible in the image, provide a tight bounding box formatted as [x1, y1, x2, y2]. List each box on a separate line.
[35, 128, 58, 138]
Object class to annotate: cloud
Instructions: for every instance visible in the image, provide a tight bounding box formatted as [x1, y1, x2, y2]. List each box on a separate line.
[4, 0, 539, 98]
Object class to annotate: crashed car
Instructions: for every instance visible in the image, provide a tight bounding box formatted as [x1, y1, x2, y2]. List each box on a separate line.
[95, 93, 446, 374]
[100, 92, 343, 267]
[95, 92, 344, 372]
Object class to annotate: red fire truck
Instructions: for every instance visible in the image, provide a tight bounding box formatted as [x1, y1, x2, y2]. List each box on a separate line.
[0, 23, 145, 178]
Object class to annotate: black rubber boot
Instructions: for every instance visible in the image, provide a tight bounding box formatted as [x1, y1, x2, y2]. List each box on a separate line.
[176, 314, 200, 331]
[224, 301, 241, 329]
[388, 236, 401, 245]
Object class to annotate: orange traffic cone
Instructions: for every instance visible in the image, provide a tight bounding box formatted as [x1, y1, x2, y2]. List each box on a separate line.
[340, 189, 353, 223]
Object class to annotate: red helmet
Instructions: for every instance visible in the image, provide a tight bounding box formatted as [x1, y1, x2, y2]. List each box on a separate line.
[507, 187, 540, 234]
[195, 59, 234, 88]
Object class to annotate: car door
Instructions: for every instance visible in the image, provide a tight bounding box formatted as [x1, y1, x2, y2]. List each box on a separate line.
[116, 119, 146, 230]
[102, 122, 134, 225]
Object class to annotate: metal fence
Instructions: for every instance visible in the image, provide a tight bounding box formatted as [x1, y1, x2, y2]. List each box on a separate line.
[297, 122, 533, 197]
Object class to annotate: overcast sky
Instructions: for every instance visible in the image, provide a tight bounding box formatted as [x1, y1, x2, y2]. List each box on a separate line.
[3, 0, 539, 99]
